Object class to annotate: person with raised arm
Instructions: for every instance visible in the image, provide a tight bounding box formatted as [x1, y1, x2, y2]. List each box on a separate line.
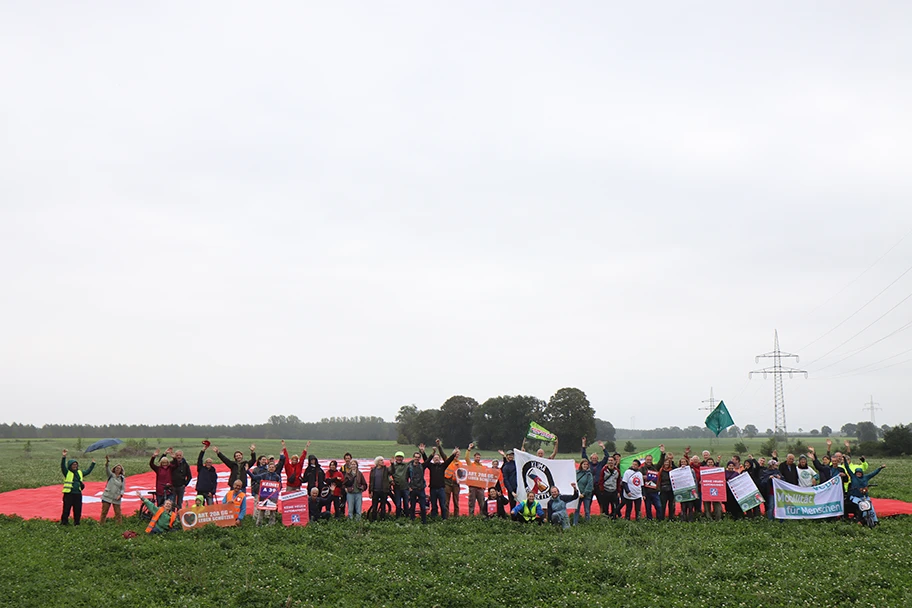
[658, 455, 676, 520]
[59, 449, 95, 526]
[247, 461, 282, 526]
[99, 454, 125, 525]
[135, 491, 178, 534]
[485, 487, 510, 519]
[163, 447, 192, 509]
[389, 450, 411, 519]
[641, 445, 666, 520]
[442, 440, 463, 518]
[581, 436, 611, 515]
[149, 449, 174, 506]
[407, 447, 430, 524]
[547, 483, 580, 530]
[573, 458, 594, 525]
[281, 439, 310, 492]
[497, 448, 518, 509]
[465, 442, 487, 516]
[213, 444, 256, 491]
[598, 458, 621, 519]
[367, 456, 393, 521]
[196, 446, 219, 505]
[522, 436, 559, 459]
[422, 439, 458, 519]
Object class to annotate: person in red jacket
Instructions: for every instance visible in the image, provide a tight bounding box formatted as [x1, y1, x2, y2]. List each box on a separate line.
[325, 459, 345, 518]
[281, 439, 309, 491]
[149, 449, 175, 506]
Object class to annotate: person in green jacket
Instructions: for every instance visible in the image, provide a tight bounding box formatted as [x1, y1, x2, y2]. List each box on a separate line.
[60, 449, 95, 526]
[573, 458, 594, 525]
[135, 491, 179, 534]
[388, 451, 410, 519]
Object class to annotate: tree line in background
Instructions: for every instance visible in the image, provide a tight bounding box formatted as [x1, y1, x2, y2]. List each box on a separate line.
[395, 388, 613, 452]
[0, 416, 397, 441]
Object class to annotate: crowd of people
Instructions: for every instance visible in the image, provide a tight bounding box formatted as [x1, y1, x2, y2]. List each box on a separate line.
[58, 436, 887, 533]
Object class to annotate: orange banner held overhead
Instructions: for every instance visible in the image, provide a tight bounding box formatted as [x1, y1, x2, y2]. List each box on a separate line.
[463, 462, 502, 489]
[178, 504, 238, 530]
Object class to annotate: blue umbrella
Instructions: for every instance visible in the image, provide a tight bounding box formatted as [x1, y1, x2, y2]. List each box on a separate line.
[84, 438, 123, 454]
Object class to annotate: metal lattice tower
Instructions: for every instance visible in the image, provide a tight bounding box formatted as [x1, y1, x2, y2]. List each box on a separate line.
[699, 387, 720, 445]
[749, 330, 807, 438]
[862, 395, 882, 424]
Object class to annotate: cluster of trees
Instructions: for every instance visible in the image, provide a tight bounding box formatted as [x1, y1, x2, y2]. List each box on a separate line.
[395, 388, 614, 452]
[0, 417, 397, 441]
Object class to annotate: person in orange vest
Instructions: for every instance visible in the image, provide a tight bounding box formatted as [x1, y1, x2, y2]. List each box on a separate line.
[223, 479, 248, 521]
[135, 491, 178, 534]
[442, 440, 462, 517]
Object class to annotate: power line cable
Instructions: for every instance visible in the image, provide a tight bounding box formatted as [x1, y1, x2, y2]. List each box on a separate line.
[805, 290, 912, 368]
[798, 260, 912, 352]
[811, 319, 912, 373]
[824, 344, 912, 378]
[804, 227, 912, 318]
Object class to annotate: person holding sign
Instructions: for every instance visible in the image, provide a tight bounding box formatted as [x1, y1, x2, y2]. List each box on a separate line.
[485, 487, 510, 519]
[465, 443, 486, 516]
[247, 462, 281, 526]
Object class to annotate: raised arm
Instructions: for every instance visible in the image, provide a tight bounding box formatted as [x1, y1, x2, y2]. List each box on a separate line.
[84, 460, 95, 476]
[549, 438, 559, 460]
[581, 436, 588, 461]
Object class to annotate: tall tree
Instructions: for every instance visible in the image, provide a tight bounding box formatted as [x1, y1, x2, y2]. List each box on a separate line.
[883, 424, 912, 456]
[841, 423, 858, 438]
[472, 395, 545, 449]
[594, 418, 616, 443]
[855, 421, 879, 443]
[543, 388, 597, 452]
[395, 404, 419, 444]
[743, 424, 759, 439]
[820, 425, 832, 437]
[438, 395, 478, 447]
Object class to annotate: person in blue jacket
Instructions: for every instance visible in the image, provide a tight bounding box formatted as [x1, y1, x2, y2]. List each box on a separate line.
[511, 493, 544, 524]
[498, 449, 518, 509]
[547, 483, 580, 530]
[847, 464, 886, 523]
[580, 437, 611, 515]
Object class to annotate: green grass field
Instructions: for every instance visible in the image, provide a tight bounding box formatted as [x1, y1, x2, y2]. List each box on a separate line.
[1, 438, 910, 607]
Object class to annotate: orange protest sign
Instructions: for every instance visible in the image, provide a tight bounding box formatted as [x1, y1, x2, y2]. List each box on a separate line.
[178, 503, 239, 530]
[464, 462, 502, 489]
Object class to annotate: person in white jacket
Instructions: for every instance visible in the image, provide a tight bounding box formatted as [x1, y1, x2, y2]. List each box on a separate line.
[621, 459, 644, 520]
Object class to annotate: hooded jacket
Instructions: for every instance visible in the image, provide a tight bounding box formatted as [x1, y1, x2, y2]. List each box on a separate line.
[169, 456, 192, 488]
[282, 448, 307, 488]
[101, 463, 126, 504]
[61, 458, 94, 494]
[303, 457, 325, 491]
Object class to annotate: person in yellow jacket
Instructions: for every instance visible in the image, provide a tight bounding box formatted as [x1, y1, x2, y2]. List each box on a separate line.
[60, 449, 95, 526]
[135, 491, 178, 534]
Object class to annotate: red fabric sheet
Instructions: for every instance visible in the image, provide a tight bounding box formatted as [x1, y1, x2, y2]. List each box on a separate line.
[3, 459, 911, 521]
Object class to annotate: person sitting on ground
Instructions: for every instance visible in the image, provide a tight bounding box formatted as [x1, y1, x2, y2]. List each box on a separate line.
[100, 455, 125, 525]
[308, 487, 333, 522]
[485, 487, 510, 519]
[511, 493, 544, 524]
[223, 479, 247, 521]
[136, 491, 178, 534]
[547, 483, 580, 530]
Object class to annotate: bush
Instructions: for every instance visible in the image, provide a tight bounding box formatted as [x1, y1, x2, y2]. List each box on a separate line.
[733, 441, 748, 454]
[759, 437, 778, 457]
[624, 441, 637, 453]
[785, 439, 808, 456]
[117, 438, 149, 457]
[857, 441, 888, 458]
[884, 424, 912, 456]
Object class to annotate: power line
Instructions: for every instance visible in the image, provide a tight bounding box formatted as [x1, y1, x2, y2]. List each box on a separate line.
[862, 396, 882, 425]
[811, 319, 912, 373]
[804, 289, 912, 368]
[798, 260, 912, 352]
[804, 227, 912, 318]
[824, 344, 912, 378]
[749, 330, 807, 438]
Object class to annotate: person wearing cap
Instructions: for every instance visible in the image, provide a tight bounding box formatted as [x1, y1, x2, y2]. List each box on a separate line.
[759, 458, 783, 520]
[621, 459, 643, 520]
[196, 446, 219, 505]
[497, 448, 518, 510]
[796, 454, 818, 487]
[389, 450, 411, 518]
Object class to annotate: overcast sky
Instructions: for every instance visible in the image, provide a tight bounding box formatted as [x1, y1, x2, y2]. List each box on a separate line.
[2, 3, 911, 432]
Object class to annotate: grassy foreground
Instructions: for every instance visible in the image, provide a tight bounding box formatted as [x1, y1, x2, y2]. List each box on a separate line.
[1, 514, 910, 608]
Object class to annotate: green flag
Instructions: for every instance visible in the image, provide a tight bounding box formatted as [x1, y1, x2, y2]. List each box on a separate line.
[619, 446, 663, 472]
[526, 421, 557, 442]
[705, 400, 735, 437]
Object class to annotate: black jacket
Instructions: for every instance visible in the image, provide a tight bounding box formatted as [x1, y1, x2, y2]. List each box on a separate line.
[779, 462, 799, 485]
[423, 451, 456, 489]
[195, 451, 219, 495]
[170, 458, 192, 488]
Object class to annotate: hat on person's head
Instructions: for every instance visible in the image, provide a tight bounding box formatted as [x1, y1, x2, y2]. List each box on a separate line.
[726, 461, 735, 468]
[769, 459, 778, 467]
[798, 455, 808, 462]
[506, 450, 514, 455]
[395, 451, 405, 458]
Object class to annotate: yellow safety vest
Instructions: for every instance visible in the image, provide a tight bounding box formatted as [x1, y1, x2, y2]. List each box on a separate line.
[62, 470, 82, 494]
[520, 501, 539, 521]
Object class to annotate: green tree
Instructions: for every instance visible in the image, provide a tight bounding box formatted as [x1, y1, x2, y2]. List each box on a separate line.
[856, 421, 879, 443]
[623, 441, 637, 453]
[820, 425, 832, 437]
[743, 424, 758, 439]
[24, 440, 32, 458]
[840, 423, 857, 437]
[472, 395, 545, 449]
[412, 409, 440, 446]
[883, 424, 912, 456]
[395, 404, 419, 444]
[594, 418, 616, 443]
[438, 395, 478, 448]
[542, 388, 596, 453]
[75, 437, 83, 451]
[759, 437, 778, 457]
[733, 441, 747, 454]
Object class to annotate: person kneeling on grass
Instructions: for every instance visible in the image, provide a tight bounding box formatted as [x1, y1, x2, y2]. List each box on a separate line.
[136, 491, 178, 534]
[308, 487, 333, 522]
[511, 494, 544, 524]
[547, 483, 579, 530]
[485, 487, 510, 519]
[223, 479, 248, 521]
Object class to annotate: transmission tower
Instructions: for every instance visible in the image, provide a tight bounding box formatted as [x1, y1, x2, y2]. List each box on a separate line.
[862, 395, 882, 424]
[749, 330, 807, 438]
[699, 387, 719, 445]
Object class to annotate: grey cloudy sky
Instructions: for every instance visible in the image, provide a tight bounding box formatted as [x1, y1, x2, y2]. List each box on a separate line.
[2, 3, 911, 431]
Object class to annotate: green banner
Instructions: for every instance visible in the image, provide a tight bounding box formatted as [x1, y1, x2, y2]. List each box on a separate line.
[526, 421, 557, 442]
[619, 446, 663, 472]
[705, 400, 735, 437]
